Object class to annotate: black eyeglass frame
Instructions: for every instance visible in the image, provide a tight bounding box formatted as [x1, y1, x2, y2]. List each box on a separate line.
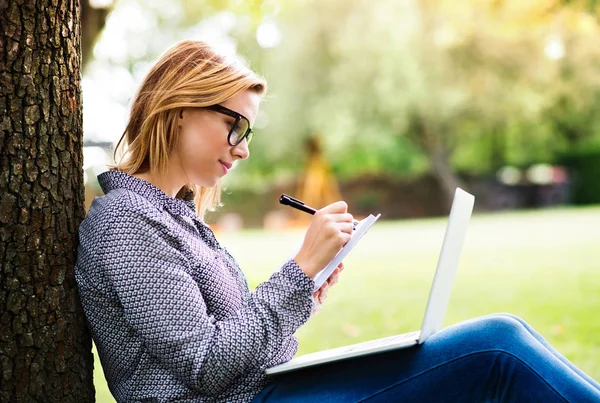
[205, 104, 254, 146]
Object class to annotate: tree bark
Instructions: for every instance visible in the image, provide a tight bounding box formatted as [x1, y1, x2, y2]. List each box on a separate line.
[0, 0, 95, 401]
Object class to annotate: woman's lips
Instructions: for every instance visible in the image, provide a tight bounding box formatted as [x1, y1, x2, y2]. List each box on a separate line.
[220, 161, 232, 173]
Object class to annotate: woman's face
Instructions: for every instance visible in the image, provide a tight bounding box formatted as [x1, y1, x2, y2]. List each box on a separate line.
[174, 90, 260, 188]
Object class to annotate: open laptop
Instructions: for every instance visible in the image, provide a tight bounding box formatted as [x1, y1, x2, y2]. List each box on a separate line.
[265, 187, 475, 375]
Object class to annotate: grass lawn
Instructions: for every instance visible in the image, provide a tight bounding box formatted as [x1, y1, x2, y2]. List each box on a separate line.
[94, 206, 600, 401]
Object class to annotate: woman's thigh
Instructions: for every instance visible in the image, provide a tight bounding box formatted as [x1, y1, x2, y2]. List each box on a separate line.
[254, 314, 600, 403]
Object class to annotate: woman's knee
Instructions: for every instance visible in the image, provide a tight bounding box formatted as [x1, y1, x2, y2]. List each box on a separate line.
[486, 312, 527, 326]
[466, 313, 529, 346]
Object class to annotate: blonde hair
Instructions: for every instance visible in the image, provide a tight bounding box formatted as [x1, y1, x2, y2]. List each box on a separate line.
[112, 40, 267, 218]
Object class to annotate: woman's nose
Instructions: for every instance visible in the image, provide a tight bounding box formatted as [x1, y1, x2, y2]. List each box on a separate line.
[232, 139, 250, 160]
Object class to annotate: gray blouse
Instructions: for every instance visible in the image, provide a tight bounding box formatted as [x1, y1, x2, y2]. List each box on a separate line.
[75, 170, 315, 402]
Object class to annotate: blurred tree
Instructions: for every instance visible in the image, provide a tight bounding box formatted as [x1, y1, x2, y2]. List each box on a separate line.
[241, 0, 600, 202]
[1, 0, 94, 401]
[82, 0, 115, 69]
[84, 0, 600, 201]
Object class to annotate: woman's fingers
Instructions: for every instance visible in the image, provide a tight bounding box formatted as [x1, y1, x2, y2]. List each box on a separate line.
[312, 289, 320, 300]
[340, 222, 354, 234]
[319, 201, 348, 214]
[319, 287, 328, 302]
[327, 268, 340, 286]
[325, 214, 354, 234]
[314, 281, 328, 301]
[311, 263, 345, 312]
[329, 213, 354, 223]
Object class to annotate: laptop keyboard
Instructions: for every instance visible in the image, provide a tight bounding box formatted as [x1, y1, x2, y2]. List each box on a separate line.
[342, 331, 420, 353]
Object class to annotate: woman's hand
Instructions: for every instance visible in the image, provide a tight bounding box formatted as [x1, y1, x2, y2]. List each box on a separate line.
[312, 262, 344, 314]
[294, 201, 353, 279]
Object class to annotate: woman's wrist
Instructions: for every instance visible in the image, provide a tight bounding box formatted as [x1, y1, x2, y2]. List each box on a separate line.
[293, 253, 317, 279]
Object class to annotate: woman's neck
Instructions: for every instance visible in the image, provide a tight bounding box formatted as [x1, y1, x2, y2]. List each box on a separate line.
[133, 170, 185, 198]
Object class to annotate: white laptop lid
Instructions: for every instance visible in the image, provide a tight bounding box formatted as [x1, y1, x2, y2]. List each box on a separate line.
[418, 188, 474, 343]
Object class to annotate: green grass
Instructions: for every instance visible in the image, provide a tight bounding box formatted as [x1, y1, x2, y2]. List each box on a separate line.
[94, 207, 600, 401]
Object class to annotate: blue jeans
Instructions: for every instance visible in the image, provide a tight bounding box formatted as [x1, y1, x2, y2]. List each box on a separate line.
[253, 314, 600, 402]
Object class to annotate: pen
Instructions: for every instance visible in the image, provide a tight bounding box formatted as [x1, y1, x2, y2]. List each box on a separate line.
[279, 194, 359, 229]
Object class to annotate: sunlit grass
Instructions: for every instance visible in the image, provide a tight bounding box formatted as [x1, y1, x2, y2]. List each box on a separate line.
[94, 206, 600, 401]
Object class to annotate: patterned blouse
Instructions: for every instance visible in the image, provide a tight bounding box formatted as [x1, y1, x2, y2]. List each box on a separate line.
[75, 170, 315, 402]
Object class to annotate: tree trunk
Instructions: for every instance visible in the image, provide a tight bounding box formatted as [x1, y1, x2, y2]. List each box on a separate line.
[490, 124, 505, 172]
[81, 0, 112, 69]
[408, 113, 467, 208]
[0, 0, 95, 401]
[429, 148, 467, 208]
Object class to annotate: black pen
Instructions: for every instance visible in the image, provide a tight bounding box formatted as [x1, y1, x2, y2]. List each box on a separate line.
[279, 194, 359, 229]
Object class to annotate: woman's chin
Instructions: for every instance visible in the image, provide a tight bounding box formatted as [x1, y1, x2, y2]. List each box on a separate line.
[191, 177, 219, 188]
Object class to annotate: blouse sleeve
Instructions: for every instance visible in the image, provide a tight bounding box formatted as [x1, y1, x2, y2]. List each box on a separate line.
[95, 209, 314, 396]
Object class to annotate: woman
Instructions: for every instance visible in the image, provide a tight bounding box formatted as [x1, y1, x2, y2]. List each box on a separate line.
[75, 40, 600, 402]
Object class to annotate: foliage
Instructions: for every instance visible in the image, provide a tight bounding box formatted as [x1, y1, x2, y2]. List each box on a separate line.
[88, 0, 600, 191]
[246, 0, 600, 179]
[560, 146, 600, 203]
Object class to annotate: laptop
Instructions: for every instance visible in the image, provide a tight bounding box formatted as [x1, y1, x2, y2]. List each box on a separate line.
[265, 187, 475, 375]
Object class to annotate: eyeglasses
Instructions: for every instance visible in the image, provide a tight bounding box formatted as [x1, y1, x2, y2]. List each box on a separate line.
[205, 104, 254, 146]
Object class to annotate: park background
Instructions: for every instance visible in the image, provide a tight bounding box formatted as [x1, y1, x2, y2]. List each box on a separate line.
[53, 0, 600, 400]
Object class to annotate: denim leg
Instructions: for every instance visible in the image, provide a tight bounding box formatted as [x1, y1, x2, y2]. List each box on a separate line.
[488, 313, 600, 392]
[254, 314, 600, 403]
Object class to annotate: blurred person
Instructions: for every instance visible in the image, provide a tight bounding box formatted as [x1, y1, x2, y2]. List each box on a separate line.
[75, 40, 600, 402]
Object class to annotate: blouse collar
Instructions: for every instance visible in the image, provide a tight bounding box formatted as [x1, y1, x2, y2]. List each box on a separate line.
[97, 170, 197, 218]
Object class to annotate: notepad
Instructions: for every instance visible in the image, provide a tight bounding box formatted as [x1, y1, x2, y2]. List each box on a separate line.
[312, 213, 381, 290]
